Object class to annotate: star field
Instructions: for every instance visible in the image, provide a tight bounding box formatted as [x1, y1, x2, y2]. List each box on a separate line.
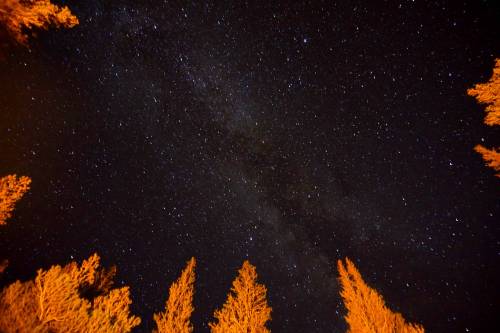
[0, 1, 499, 332]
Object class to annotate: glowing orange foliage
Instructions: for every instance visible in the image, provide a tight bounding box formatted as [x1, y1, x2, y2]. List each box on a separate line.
[154, 257, 196, 333]
[0, 174, 31, 225]
[209, 260, 272, 333]
[0, 0, 78, 45]
[337, 258, 424, 333]
[468, 59, 500, 178]
[474, 145, 500, 177]
[468, 59, 500, 126]
[0, 253, 141, 333]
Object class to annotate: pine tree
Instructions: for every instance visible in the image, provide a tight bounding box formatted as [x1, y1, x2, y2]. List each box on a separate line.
[0, 253, 141, 332]
[468, 58, 500, 177]
[474, 145, 500, 177]
[154, 257, 196, 333]
[0, 174, 31, 225]
[337, 258, 424, 333]
[209, 261, 271, 333]
[468, 58, 500, 127]
[0, 0, 79, 45]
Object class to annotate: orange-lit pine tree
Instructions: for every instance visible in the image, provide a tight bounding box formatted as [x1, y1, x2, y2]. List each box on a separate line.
[209, 261, 271, 333]
[153, 257, 196, 333]
[337, 258, 424, 333]
[0, 0, 79, 45]
[0, 253, 141, 333]
[0, 174, 31, 225]
[468, 58, 500, 177]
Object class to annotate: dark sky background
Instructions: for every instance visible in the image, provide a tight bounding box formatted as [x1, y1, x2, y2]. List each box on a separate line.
[0, 1, 499, 332]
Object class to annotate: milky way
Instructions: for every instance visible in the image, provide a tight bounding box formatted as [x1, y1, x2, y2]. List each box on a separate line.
[0, 1, 499, 332]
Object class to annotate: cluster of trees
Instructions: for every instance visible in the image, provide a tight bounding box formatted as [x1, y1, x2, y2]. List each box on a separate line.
[0, 165, 432, 333]
[0, 255, 422, 333]
[1, 174, 423, 332]
[468, 58, 500, 177]
[0, 1, 494, 331]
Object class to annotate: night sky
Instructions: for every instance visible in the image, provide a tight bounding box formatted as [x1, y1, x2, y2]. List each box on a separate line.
[0, 1, 499, 332]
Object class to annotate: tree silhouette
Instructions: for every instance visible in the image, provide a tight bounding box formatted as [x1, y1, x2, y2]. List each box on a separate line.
[468, 58, 500, 177]
[337, 258, 424, 333]
[209, 260, 272, 333]
[0, 253, 141, 332]
[154, 257, 196, 333]
[0, 174, 31, 225]
[0, 0, 78, 46]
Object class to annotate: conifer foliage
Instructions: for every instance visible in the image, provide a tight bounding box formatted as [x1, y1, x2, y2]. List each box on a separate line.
[468, 59, 500, 127]
[154, 257, 196, 333]
[0, 174, 31, 225]
[473, 145, 500, 177]
[0, 0, 78, 45]
[209, 260, 272, 333]
[468, 58, 500, 177]
[337, 258, 424, 333]
[0, 253, 141, 333]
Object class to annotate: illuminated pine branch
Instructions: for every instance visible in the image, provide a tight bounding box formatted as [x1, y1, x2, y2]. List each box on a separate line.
[154, 257, 196, 333]
[0, 174, 31, 225]
[468, 58, 500, 126]
[468, 58, 500, 178]
[337, 258, 424, 333]
[474, 145, 500, 177]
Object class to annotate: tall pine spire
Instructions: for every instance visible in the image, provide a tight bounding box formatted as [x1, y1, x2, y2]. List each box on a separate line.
[210, 260, 272, 333]
[154, 257, 196, 333]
